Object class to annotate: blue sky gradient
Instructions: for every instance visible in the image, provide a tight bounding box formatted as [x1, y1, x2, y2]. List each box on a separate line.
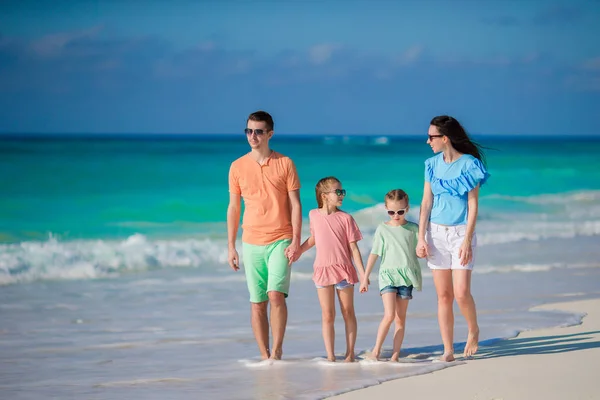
[1, 0, 599, 135]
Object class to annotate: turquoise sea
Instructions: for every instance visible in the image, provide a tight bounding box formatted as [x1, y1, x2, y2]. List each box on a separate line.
[1, 134, 600, 399]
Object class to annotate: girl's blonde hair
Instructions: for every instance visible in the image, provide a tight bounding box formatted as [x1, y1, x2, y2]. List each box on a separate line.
[315, 176, 341, 208]
[385, 189, 409, 205]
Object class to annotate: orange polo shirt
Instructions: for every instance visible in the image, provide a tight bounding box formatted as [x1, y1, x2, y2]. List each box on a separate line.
[229, 151, 301, 245]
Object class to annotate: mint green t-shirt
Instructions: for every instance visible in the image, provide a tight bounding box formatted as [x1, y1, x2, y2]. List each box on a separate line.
[370, 221, 422, 291]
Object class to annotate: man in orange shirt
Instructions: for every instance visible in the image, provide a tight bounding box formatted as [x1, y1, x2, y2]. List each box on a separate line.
[227, 110, 302, 360]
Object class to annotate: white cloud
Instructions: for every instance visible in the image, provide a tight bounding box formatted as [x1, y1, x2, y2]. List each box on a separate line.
[308, 43, 339, 65]
[29, 25, 104, 57]
[582, 57, 600, 71]
[393, 45, 423, 66]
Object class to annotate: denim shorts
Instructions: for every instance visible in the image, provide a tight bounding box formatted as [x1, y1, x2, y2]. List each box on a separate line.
[315, 279, 354, 290]
[380, 285, 414, 299]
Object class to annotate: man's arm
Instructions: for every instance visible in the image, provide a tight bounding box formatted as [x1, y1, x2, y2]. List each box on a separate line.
[227, 192, 242, 270]
[285, 189, 302, 261]
[288, 189, 302, 243]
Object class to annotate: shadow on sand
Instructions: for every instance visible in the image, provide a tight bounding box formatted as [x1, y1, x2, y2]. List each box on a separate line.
[472, 330, 600, 360]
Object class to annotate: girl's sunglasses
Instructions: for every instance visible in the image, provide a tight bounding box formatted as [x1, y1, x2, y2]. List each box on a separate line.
[387, 208, 408, 216]
[328, 189, 346, 197]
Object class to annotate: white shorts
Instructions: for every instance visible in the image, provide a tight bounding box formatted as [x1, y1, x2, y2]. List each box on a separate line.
[426, 223, 477, 270]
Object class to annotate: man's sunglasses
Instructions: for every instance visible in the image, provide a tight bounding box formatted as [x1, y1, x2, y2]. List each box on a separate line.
[328, 189, 346, 197]
[428, 134, 444, 141]
[387, 208, 408, 216]
[245, 128, 267, 136]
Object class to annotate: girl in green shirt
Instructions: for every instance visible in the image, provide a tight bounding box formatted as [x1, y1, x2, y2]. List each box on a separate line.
[360, 189, 423, 361]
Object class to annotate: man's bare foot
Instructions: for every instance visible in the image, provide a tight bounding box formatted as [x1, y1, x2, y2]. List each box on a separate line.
[464, 330, 479, 357]
[439, 352, 455, 362]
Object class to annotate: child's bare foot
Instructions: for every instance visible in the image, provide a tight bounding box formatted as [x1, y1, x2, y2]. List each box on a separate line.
[439, 352, 455, 362]
[464, 329, 479, 357]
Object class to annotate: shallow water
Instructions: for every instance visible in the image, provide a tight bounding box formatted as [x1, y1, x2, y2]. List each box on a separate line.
[1, 135, 599, 398]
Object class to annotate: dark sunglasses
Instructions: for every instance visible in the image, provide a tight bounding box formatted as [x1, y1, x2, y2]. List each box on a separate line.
[245, 128, 267, 136]
[428, 134, 444, 141]
[387, 208, 408, 216]
[328, 189, 346, 197]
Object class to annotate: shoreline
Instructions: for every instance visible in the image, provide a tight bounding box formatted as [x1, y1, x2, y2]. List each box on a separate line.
[329, 297, 600, 400]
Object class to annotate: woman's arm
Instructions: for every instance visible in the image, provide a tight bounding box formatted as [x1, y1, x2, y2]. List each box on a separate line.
[417, 181, 433, 257]
[459, 185, 479, 265]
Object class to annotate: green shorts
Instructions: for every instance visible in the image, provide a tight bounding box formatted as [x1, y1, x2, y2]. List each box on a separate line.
[242, 239, 292, 303]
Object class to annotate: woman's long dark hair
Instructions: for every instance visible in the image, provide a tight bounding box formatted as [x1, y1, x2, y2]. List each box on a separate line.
[430, 115, 487, 166]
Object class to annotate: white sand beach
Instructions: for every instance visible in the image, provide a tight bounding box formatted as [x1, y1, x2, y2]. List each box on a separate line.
[330, 298, 600, 400]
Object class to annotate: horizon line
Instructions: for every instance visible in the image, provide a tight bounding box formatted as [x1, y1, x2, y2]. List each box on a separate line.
[1, 132, 600, 139]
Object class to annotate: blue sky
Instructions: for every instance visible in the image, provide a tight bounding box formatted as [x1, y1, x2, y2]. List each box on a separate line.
[1, 0, 599, 135]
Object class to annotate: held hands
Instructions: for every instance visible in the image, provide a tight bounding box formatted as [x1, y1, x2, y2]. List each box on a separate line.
[284, 240, 301, 264]
[359, 277, 369, 293]
[416, 238, 429, 258]
[228, 247, 240, 271]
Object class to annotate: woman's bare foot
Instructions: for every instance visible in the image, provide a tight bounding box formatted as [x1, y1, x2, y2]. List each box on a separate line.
[261, 350, 271, 360]
[439, 352, 455, 362]
[270, 349, 282, 360]
[464, 329, 479, 357]
[326, 355, 336, 362]
[363, 353, 376, 361]
[390, 352, 400, 362]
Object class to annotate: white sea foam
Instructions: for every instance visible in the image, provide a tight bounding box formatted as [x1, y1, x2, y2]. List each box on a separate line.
[0, 234, 229, 285]
[93, 377, 195, 387]
[2, 190, 599, 285]
[484, 190, 600, 205]
[355, 190, 600, 247]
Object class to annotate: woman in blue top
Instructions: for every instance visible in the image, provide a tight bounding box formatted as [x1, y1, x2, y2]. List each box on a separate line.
[416, 115, 489, 362]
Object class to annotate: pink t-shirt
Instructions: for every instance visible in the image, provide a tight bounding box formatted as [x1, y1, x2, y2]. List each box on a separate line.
[309, 209, 363, 286]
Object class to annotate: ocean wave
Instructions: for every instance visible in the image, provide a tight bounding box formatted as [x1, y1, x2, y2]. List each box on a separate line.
[353, 191, 600, 247]
[0, 234, 323, 286]
[483, 190, 600, 205]
[0, 234, 229, 285]
[3, 190, 600, 285]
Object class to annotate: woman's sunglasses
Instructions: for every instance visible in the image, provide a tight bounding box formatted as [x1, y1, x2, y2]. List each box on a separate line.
[328, 189, 346, 197]
[387, 208, 408, 216]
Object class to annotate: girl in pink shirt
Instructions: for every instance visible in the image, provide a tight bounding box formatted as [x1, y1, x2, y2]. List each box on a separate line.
[298, 176, 367, 362]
